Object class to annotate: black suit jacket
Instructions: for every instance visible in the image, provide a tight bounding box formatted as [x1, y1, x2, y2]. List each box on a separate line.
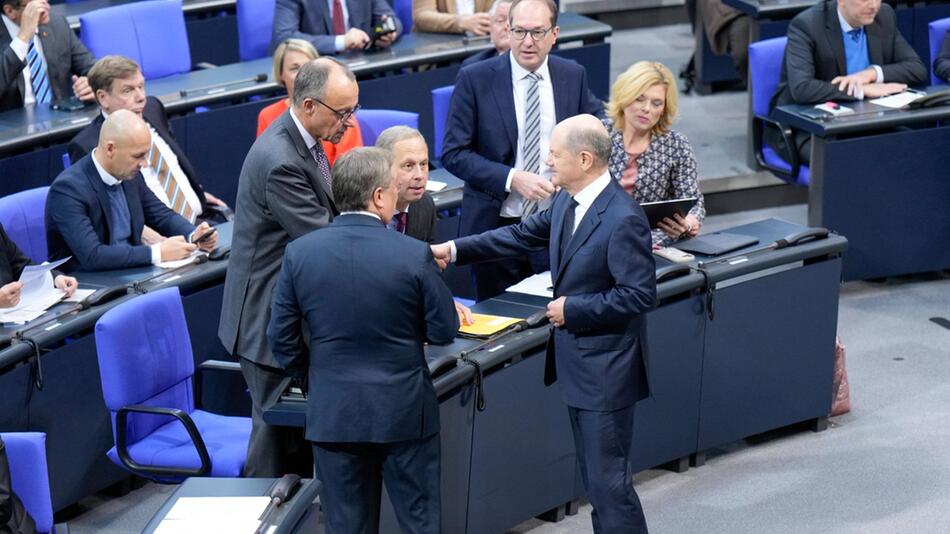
[405, 192, 437, 244]
[0, 14, 96, 111]
[0, 222, 30, 286]
[770, 0, 927, 110]
[45, 154, 196, 272]
[67, 97, 209, 215]
[935, 28, 950, 82]
[219, 109, 338, 366]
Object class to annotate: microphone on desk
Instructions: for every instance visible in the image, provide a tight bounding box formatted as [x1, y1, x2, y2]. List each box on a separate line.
[178, 73, 268, 97]
[458, 309, 550, 359]
[254, 474, 303, 534]
[130, 254, 209, 294]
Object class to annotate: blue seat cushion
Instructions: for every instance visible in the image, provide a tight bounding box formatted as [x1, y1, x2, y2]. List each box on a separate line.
[107, 410, 251, 477]
[762, 146, 810, 186]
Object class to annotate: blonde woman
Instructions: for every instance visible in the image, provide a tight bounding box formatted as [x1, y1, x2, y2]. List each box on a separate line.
[604, 61, 705, 247]
[256, 39, 363, 165]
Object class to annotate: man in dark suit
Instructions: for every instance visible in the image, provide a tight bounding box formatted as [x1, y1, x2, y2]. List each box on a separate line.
[46, 110, 218, 272]
[460, 0, 512, 67]
[434, 115, 656, 533]
[271, 0, 401, 56]
[766, 0, 927, 164]
[220, 58, 357, 477]
[67, 56, 230, 231]
[269, 147, 457, 534]
[0, 222, 77, 307]
[935, 28, 950, 82]
[442, 0, 603, 301]
[374, 125, 438, 243]
[0, 0, 96, 111]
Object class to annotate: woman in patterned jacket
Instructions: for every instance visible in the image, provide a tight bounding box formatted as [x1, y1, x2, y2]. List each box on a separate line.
[603, 61, 706, 247]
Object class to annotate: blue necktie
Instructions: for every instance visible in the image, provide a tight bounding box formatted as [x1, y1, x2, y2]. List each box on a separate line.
[847, 29, 861, 43]
[104, 183, 133, 245]
[26, 38, 51, 105]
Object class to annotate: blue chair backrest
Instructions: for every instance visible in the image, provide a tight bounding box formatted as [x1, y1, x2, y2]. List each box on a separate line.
[0, 187, 49, 263]
[237, 0, 276, 61]
[95, 287, 196, 446]
[929, 18, 950, 85]
[749, 36, 788, 119]
[1, 433, 54, 534]
[80, 0, 191, 80]
[431, 85, 454, 159]
[394, 0, 413, 34]
[356, 109, 420, 146]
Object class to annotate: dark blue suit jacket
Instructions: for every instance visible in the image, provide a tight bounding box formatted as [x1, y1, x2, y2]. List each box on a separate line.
[271, 0, 401, 55]
[45, 154, 195, 272]
[441, 52, 603, 238]
[268, 214, 458, 443]
[455, 179, 656, 411]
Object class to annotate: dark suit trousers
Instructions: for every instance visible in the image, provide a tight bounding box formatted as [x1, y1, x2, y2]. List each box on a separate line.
[239, 357, 312, 477]
[569, 404, 648, 534]
[471, 216, 550, 302]
[312, 433, 441, 534]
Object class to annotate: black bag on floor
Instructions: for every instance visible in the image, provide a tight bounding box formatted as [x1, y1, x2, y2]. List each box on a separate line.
[0, 436, 37, 534]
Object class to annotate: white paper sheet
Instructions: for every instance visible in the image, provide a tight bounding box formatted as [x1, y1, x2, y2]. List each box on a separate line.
[156, 251, 206, 269]
[0, 258, 70, 323]
[425, 180, 447, 192]
[868, 91, 924, 109]
[506, 272, 553, 298]
[154, 496, 270, 534]
[63, 288, 96, 303]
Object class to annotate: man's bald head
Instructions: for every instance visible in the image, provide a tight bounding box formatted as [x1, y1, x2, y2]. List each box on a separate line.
[547, 114, 612, 194]
[95, 109, 152, 180]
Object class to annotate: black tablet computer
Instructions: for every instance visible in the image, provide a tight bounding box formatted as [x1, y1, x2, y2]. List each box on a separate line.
[640, 198, 697, 229]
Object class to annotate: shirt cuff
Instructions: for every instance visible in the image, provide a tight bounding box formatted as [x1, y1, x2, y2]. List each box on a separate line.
[335, 35, 346, 52]
[872, 65, 883, 83]
[505, 168, 515, 193]
[150, 244, 162, 265]
[449, 240, 458, 263]
[9, 38, 28, 62]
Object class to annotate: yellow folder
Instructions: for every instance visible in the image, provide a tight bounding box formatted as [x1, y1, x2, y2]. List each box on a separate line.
[458, 313, 522, 338]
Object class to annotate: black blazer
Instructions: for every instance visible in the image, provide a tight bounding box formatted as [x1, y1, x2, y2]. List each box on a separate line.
[770, 0, 927, 110]
[0, 14, 96, 112]
[405, 192, 437, 244]
[0, 222, 31, 286]
[45, 154, 195, 272]
[935, 28, 950, 82]
[460, 48, 499, 68]
[67, 97, 209, 215]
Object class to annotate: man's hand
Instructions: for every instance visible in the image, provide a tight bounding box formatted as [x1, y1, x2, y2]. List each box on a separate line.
[459, 13, 491, 35]
[344, 28, 371, 49]
[141, 225, 165, 245]
[831, 68, 877, 97]
[0, 281, 22, 308]
[546, 296, 566, 328]
[53, 275, 78, 297]
[16, 0, 49, 42]
[861, 82, 908, 99]
[511, 171, 555, 202]
[455, 301, 474, 326]
[204, 191, 228, 207]
[159, 235, 197, 261]
[191, 222, 219, 252]
[431, 242, 452, 270]
[72, 75, 95, 101]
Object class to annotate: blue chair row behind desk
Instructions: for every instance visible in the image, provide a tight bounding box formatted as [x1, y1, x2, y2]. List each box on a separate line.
[0, 432, 59, 534]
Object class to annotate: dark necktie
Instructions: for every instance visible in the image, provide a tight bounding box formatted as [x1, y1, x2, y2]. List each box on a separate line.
[104, 183, 133, 245]
[559, 197, 578, 259]
[847, 29, 861, 43]
[311, 145, 332, 194]
[393, 211, 408, 234]
[332, 0, 346, 35]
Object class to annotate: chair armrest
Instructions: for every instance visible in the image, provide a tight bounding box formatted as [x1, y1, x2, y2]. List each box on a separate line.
[753, 116, 801, 180]
[115, 404, 211, 478]
[195, 62, 217, 70]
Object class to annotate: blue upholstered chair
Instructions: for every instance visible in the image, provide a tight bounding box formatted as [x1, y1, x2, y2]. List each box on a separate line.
[431, 85, 454, 160]
[749, 37, 810, 186]
[94, 287, 251, 481]
[929, 17, 950, 85]
[356, 109, 420, 146]
[0, 187, 49, 263]
[0, 433, 57, 534]
[237, 0, 276, 61]
[394, 0, 414, 34]
[80, 0, 192, 80]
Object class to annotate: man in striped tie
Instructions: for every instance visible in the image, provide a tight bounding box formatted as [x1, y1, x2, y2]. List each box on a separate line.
[0, 0, 96, 111]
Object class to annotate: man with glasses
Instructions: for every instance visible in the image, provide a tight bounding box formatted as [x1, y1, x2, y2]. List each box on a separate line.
[0, 0, 96, 111]
[442, 0, 602, 301]
[220, 57, 357, 477]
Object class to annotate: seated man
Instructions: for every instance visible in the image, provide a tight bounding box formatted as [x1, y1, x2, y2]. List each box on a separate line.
[935, 28, 950, 82]
[461, 0, 511, 67]
[271, 0, 402, 56]
[0, 222, 77, 308]
[68, 55, 229, 235]
[46, 110, 218, 272]
[0, 0, 96, 111]
[766, 0, 927, 164]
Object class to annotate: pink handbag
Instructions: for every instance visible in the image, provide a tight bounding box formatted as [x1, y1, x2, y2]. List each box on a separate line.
[830, 337, 851, 416]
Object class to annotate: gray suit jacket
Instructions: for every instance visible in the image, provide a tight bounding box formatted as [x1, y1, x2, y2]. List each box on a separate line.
[219, 109, 338, 366]
[0, 14, 96, 111]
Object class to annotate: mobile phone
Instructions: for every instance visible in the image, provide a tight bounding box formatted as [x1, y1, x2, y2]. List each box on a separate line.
[51, 97, 86, 112]
[192, 227, 217, 244]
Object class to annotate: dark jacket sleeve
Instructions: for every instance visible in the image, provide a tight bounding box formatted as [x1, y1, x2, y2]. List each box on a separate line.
[272, 0, 338, 55]
[267, 246, 308, 374]
[937, 29, 950, 82]
[455, 201, 552, 264]
[784, 14, 856, 104]
[419, 244, 458, 345]
[140, 181, 195, 239]
[578, 65, 605, 117]
[265, 163, 333, 239]
[68, 23, 96, 76]
[877, 5, 927, 85]
[0, 46, 25, 97]
[0, 223, 32, 282]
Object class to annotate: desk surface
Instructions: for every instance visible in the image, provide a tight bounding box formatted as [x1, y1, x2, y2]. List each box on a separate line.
[722, 0, 815, 18]
[55, 0, 236, 30]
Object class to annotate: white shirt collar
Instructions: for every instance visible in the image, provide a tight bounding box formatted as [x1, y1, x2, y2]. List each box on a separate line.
[2, 15, 22, 38]
[289, 107, 319, 151]
[340, 211, 381, 221]
[91, 148, 122, 187]
[837, 8, 860, 33]
[571, 171, 612, 209]
[509, 52, 551, 84]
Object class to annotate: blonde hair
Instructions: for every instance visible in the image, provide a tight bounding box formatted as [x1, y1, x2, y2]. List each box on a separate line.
[606, 61, 678, 136]
[271, 39, 319, 88]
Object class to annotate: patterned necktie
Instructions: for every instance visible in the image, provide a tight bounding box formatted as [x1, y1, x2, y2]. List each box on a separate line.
[521, 71, 542, 218]
[332, 0, 346, 35]
[394, 211, 408, 234]
[26, 38, 51, 105]
[311, 145, 333, 194]
[148, 135, 196, 223]
[847, 29, 861, 43]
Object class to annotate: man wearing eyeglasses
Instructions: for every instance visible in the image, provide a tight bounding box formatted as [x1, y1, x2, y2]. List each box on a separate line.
[0, 0, 96, 111]
[220, 57, 357, 477]
[442, 0, 602, 302]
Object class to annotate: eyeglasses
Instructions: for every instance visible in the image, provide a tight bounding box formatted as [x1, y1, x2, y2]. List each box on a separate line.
[510, 26, 553, 41]
[312, 97, 360, 123]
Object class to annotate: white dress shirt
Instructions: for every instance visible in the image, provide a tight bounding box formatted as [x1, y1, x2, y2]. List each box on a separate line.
[341, 210, 381, 221]
[2, 14, 45, 106]
[501, 53, 556, 218]
[456, 0, 475, 15]
[569, 171, 612, 234]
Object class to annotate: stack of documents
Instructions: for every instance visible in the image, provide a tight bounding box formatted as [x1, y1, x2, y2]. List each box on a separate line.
[0, 258, 69, 324]
[155, 496, 272, 534]
[506, 272, 553, 299]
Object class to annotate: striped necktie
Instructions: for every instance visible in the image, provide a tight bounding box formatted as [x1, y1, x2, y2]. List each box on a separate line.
[26, 38, 51, 105]
[148, 136, 196, 223]
[521, 71, 542, 218]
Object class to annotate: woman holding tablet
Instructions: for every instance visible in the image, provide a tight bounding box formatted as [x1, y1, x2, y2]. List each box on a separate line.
[603, 61, 706, 247]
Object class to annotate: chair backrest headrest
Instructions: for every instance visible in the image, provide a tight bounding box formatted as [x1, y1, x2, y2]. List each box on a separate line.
[431, 85, 455, 159]
[0, 432, 53, 533]
[929, 18, 950, 85]
[749, 36, 788, 118]
[355, 109, 420, 146]
[0, 187, 49, 263]
[237, 0, 277, 61]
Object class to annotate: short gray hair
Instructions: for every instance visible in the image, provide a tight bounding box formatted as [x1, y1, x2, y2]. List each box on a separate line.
[292, 57, 355, 107]
[374, 125, 426, 152]
[331, 147, 394, 212]
[489, 0, 513, 16]
[565, 127, 611, 167]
